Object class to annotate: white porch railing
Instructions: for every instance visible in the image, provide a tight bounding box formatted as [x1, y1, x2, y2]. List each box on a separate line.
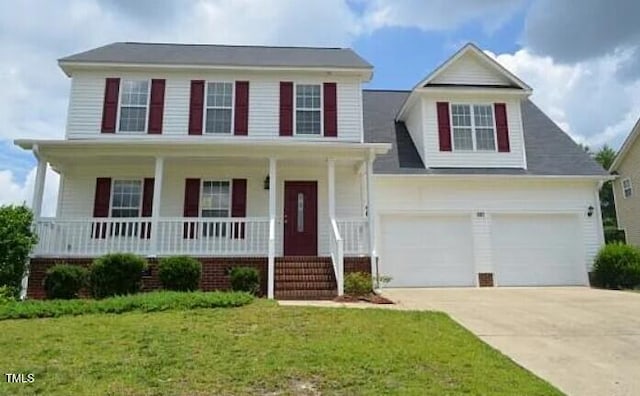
[329, 218, 345, 296]
[336, 217, 369, 256]
[33, 217, 269, 257]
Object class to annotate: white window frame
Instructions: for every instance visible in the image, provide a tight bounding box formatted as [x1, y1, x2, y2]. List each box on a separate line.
[200, 180, 232, 218]
[204, 81, 235, 135]
[622, 178, 633, 199]
[450, 103, 498, 152]
[116, 79, 151, 134]
[109, 179, 144, 218]
[294, 82, 323, 136]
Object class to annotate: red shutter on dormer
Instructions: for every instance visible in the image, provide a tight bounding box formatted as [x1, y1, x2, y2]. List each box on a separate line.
[234, 81, 249, 135]
[279, 82, 293, 136]
[101, 78, 120, 133]
[436, 102, 452, 151]
[494, 103, 510, 152]
[92, 177, 111, 239]
[231, 179, 247, 239]
[323, 82, 337, 137]
[183, 178, 200, 239]
[188, 80, 205, 135]
[140, 178, 155, 239]
[148, 79, 165, 134]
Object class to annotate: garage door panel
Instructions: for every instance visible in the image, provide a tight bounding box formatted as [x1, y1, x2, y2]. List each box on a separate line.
[492, 214, 586, 286]
[381, 215, 475, 287]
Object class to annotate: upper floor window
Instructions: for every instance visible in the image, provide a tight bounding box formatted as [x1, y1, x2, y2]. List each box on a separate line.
[623, 178, 633, 198]
[295, 84, 321, 135]
[451, 104, 496, 151]
[206, 82, 233, 134]
[111, 180, 142, 217]
[119, 80, 149, 133]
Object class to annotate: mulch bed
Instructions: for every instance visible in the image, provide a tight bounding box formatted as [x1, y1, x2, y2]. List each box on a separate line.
[333, 293, 394, 304]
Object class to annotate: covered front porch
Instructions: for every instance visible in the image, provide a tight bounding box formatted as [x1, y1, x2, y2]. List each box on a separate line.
[18, 138, 390, 298]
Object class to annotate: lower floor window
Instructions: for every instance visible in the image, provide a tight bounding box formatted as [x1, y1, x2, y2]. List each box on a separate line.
[110, 180, 142, 236]
[201, 181, 231, 237]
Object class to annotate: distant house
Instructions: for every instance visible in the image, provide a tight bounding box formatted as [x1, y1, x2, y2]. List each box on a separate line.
[16, 42, 608, 299]
[610, 117, 640, 245]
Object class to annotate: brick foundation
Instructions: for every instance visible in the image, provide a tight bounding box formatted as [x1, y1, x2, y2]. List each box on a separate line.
[478, 272, 494, 287]
[344, 257, 371, 275]
[27, 257, 267, 299]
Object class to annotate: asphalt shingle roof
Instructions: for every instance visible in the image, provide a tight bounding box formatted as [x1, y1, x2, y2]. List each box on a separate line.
[59, 42, 372, 69]
[363, 89, 608, 176]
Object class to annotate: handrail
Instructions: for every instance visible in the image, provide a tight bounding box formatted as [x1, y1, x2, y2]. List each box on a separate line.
[330, 218, 344, 296]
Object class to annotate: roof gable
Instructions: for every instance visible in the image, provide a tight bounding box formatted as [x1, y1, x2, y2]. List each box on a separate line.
[610, 116, 640, 172]
[418, 43, 531, 90]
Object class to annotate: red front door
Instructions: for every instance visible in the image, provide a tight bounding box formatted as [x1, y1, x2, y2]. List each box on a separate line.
[283, 181, 318, 256]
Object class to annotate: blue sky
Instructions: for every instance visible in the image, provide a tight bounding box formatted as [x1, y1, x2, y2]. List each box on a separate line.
[0, 0, 639, 211]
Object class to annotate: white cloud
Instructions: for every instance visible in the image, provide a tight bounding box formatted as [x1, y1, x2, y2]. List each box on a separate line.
[0, 166, 59, 217]
[490, 49, 640, 149]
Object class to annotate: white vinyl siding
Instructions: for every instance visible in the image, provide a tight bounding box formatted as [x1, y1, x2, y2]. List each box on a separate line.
[57, 161, 363, 256]
[430, 51, 513, 86]
[65, 70, 363, 142]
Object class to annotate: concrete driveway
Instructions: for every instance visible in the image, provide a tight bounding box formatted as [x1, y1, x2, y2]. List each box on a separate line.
[383, 287, 640, 396]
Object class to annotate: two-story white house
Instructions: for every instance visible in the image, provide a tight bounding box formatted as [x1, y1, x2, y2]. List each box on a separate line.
[16, 42, 609, 299]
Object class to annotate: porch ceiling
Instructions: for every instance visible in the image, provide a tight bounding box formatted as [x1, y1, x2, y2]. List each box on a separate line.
[15, 138, 391, 170]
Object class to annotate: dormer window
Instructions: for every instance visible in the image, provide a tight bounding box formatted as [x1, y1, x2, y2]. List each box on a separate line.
[451, 104, 496, 151]
[295, 84, 322, 135]
[205, 82, 234, 134]
[118, 80, 150, 133]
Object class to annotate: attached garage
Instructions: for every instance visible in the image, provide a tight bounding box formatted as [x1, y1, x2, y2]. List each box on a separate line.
[380, 214, 475, 287]
[491, 214, 587, 286]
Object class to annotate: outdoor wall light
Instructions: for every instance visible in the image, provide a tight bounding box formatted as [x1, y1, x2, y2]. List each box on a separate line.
[264, 176, 270, 190]
[587, 205, 594, 217]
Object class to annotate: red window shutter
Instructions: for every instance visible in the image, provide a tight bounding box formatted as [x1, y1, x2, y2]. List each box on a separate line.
[231, 179, 247, 239]
[188, 80, 205, 135]
[183, 178, 200, 239]
[279, 82, 293, 136]
[323, 82, 337, 137]
[140, 178, 155, 239]
[436, 102, 452, 151]
[101, 78, 120, 133]
[234, 81, 249, 135]
[494, 103, 510, 152]
[92, 177, 111, 239]
[147, 79, 165, 134]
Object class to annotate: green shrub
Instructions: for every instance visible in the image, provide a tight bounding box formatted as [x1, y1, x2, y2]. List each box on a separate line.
[88, 253, 148, 298]
[0, 286, 17, 305]
[0, 205, 38, 294]
[604, 227, 626, 244]
[44, 264, 88, 299]
[229, 267, 260, 295]
[158, 256, 201, 291]
[592, 243, 640, 289]
[0, 291, 254, 320]
[344, 272, 373, 296]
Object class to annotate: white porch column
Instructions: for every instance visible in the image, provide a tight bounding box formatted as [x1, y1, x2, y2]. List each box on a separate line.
[31, 152, 47, 219]
[268, 158, 277, 299]
[365, 151, 377, 287]
[150, 157, 164, 255]
[327, 159, 336, 219]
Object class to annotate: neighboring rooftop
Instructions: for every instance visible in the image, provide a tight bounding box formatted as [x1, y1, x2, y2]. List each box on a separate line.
[59, 42, 373, 70]
[363, 89, 608, 177]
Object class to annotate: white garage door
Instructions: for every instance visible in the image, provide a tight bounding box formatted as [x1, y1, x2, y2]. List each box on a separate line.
[491, 214, 586, 286]
[380, 214, 475, 287]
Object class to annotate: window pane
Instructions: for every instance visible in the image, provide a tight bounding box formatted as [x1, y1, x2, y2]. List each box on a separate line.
[119, 107, 147, 132]
[476, 128, 496, 151]
[207, 82, 233, 108]
[121, 80, 149, 106]
[473, 105, 494, 127]
[201, 181, 230, 217]
[205, 108, 232, 133]
[453, 128, 473, 150]
[296, 84, 321, 109]
[451, 104, 471, 127]
[296, 110, 321, 135]
[111, 180, 141, 218]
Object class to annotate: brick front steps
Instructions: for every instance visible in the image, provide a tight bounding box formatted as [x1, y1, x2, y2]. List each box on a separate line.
[27, 256, 371, 300]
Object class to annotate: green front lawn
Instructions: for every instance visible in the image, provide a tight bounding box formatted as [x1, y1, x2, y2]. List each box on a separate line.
[0, 301, 560, 395]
